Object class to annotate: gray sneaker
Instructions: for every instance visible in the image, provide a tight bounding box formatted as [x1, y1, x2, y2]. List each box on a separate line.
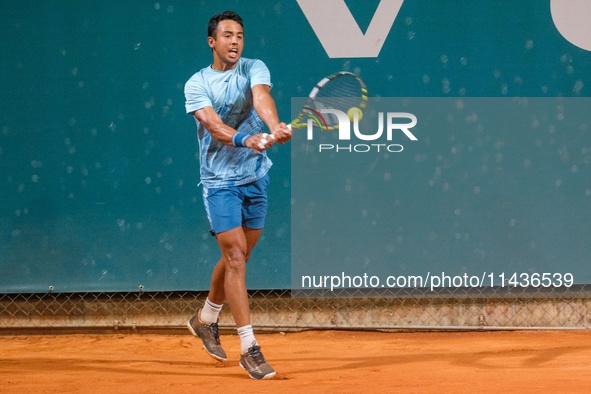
[239, 343, 276, 380]
[187, 309, 227, 361]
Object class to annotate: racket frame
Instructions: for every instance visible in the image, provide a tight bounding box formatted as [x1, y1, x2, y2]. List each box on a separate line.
[290, 71, 368, 131]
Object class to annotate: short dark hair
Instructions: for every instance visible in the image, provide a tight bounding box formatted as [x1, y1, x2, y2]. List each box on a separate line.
[208, 11, 243, 38]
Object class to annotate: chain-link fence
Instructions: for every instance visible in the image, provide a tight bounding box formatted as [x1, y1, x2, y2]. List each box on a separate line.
[1, 287, 590, 334]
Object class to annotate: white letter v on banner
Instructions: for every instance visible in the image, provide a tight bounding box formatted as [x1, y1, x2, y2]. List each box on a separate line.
[297, 0, 404, 58]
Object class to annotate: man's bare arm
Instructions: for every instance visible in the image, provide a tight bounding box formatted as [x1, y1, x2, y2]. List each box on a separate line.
[193, 106, 270, 152]
[252, 84, 292, 144]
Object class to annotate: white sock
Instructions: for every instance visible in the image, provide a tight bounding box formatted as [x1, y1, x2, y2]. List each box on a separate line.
[200, 298, 223, 325]
[237, 325, 258, 354]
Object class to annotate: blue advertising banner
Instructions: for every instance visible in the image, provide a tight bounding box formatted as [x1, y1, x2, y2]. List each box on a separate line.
[1, 0, 590, 292]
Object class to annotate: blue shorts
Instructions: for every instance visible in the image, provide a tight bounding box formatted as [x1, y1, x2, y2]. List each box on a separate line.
[202, 174, 270, 235]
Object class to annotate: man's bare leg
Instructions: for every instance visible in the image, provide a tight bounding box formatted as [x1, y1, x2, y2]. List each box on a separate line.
[208, 226, 263, 306]
[208, 226, 262, 326]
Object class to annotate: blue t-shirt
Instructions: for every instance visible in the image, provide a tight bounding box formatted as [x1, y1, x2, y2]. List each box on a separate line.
[184, 57, 273, 188]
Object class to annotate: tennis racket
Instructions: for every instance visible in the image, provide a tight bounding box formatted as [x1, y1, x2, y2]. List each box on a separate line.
[289, 71, 368, 131]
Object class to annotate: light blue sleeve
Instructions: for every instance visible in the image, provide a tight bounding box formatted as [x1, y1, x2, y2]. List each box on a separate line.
[249, 59, 272, 89]
[184, 73, 212, 114]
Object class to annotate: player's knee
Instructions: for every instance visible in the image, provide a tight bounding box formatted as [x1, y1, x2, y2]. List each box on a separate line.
[224, 248, 247, 272]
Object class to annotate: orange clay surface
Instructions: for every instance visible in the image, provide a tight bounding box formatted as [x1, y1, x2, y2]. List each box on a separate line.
[1, 330, 590, 393]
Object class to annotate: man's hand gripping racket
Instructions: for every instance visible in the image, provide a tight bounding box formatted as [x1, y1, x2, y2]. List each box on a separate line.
[250, 121, 291, 152]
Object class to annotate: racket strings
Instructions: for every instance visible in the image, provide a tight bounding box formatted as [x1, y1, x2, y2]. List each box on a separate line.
[308, 75, 365, 127]
[313, 98, 358, 127]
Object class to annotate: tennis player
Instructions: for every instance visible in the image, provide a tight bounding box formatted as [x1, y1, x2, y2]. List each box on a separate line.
[184, 11, 291, 380]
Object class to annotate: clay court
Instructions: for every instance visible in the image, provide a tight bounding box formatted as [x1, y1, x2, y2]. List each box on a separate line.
[1, 330, 590, 393]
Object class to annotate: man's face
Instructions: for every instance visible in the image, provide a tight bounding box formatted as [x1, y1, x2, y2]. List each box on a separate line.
[208, 19, 244, 66]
